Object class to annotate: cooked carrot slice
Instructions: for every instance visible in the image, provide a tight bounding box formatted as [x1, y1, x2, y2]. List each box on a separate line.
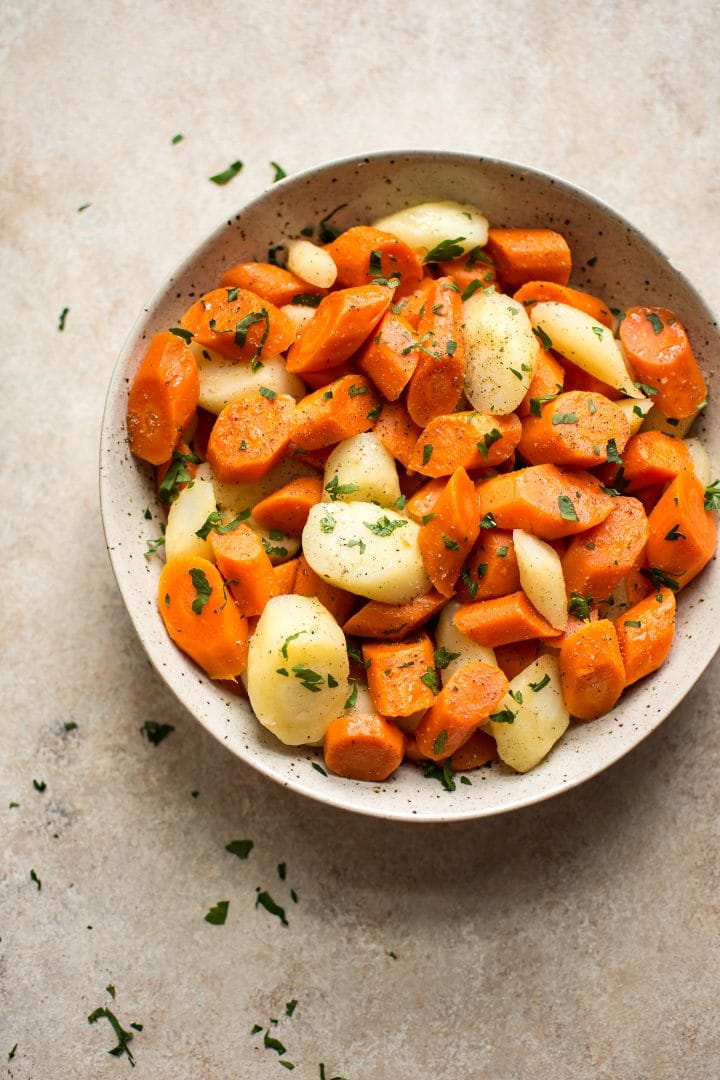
[453, 592, 561, 647]
[363, 635, 437, 717]
[439, 247, 499, 296]
[619, 306, 706, 419]
[357, 310, 419, 400]
[290, 374, 380, 451]
[325, 226, 423, 296]
[621, 431, 694, 491]
[456, 529, 520, 602]
[514, 280, 613, 327]
[518, 390, 630, 468]
[373, 400, 422, 468]
[392, 277, 436, 330]
[517, 349, 565, 417]
[645, 471, 717, 589]
[559, 358, 622, 400]
[559, 619, 625, 721]
[614, 588, 676, 686]
[493, 640, 539, 681]
[414, 662, 509, 761]
[219, 262, 325, 306]
[562, 496, 649, 602]
[407, 412, 521, 477]
[406, 478, 447, 523]
[207, 390, 294, 483]
[406, 277, 466, 427]
[273, 557, 300, 595]
[209, 523, 278, 617]
[285, 283, 391, 374]
[180, 288, 295, 361]
[450, 729, 498, 771]
[485, 228, 571, 288]
[478, 465, 613, 540]
[293, 555, 357, 624]
[343, 589, 447, 640]
[251, 476, 324, 536]
[419, 468, 481, 597]
[324, 713, 405, 781]
[127, 332, 199, 465]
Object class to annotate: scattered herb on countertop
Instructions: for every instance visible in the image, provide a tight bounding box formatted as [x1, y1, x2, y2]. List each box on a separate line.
[58, 307, 69, 331]
[87, 1003, 140, 1066]
[139, 721, 174, 746]
[255, 888, 288, 926]
[209, 160, 243, 185]
[226, 839, 254, 859]
[204, 900, 229, 925]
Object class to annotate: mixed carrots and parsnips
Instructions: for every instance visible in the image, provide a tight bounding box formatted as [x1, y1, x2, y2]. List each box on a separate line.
[127, 198, 717, 784]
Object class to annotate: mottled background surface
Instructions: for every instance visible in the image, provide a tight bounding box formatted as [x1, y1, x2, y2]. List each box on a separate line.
[2, 2, 719, 1077]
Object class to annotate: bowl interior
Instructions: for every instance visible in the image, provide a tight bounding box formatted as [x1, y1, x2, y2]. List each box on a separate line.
[100, 150, 720, 821]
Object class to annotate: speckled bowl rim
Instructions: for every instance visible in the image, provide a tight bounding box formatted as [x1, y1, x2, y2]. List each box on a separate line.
[100, 149, 720, 822]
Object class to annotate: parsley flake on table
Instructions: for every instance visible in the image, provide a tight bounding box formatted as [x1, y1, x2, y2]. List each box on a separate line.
[30, 869, 41, 890]
[171, 133, 184, 144]
[87, 1006, 138, 1066]
[139, 720, 174, 745]
[225, 839, 254, 859]
[57, 307, 69, 331]
[255, 888, 288, 926]
[209, 160, 243, 185]
[270, 161, 288, 182]
[32, 779, 46, 793]
[204, 900, 229, 925]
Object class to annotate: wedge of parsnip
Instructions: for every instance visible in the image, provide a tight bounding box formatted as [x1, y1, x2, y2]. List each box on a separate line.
[530, 302, 642, 397]
[322, 432, 401, 507]
[462, 290, 540, 414]
[247, 595, 349, 745]
[372, 200, 488, 257]
[286, 239, 338, 289]
[684, 437, 712, 488]
[487, 654, 569, 773]
[435, 601, 496, 684]
[164, 463, 217, 562]
[213, 457, 317, 519]
[513, 530, 568, 631]
[302, 501, 430, 603]
[191, 345, 305, 414]
[614, 396, 653, 435]
[642, 405, 698, 439]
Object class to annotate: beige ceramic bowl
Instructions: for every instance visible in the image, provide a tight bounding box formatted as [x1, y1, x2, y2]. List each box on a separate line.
[100, 150, 719, 821]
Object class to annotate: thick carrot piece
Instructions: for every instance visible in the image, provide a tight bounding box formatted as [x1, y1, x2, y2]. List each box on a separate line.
[324, 713, 405, 781]
[517, 349, 565, 417]
[619, 306, 707, 419]
[494, 640, 539, 681]
[290, 374, 380, 451]
[357, 310, 419, 400]
[514, 280, 613, 328]
[363, 635, 437, 717]
[325, 226, 423, 297]
[393, 277, 436, 330]
[372, 400, 422, 468]
[407, 412, 521, 477]
[559, 619, 625, 721]
[621, 431, 694, 491]
[207, 390, 294, 483]
[299, 364, 354, 391]
[343, 589, 446, 640]
[415, 661, 509, 761]
[559, 359, 622, 400]
[158, 555, 248, 679]
[406, 478, 446, 523]
[485, 228, 571, 288]
[518, 390, 630, 468]
[180, 288, 295, 361]
[293, 555, 357, 624]
[419, 468, 481, 597]
[251, 475, 324, 536]
[562, 496, 649, 602]
[219, 262, 324, 306]
[450, 729, 498, 770]
[614, 588, 676, 686]
[406, 278, 466, 427]
[457, 528, 521, 603]
[273, 556, 300, 595]
[285, 284, 391, 374]
[439, 247, 499, 296]
[453, 591, 561, 647]
[127, 332, 199, 465]
[477, 465, 614, 540]
[645, 471, 717, 589]
[209, 523, 278, 617]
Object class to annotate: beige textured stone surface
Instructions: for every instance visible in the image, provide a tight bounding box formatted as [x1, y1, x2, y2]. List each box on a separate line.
[2, 2, 719, 1077]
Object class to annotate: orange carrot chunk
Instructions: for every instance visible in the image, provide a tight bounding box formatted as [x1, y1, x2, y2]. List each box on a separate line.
[406, 277, 466, 427]
[559, 619, 625, 721]
[209, 523, 278, 617]
[419, 468, 481, 597]
[438, 247, 499, 296]
[450, 729, 499, 771]
[407, 412, 521, 477]
[273, 557, 300, 595]
[559, 358, 622, 400]
[285, 284, 391, 374]
[392, 277, 436, 330]
[517, 349, 565, 417]
[621, 431, 694, 492]
[158, 556, 248, 679]
[373, 400, 422, 468]
[357, 310, 419, 400]
[324, 713, 405, 781]
[293, 555, 358, 625]
[206, 389, 294, 483]
[363, 635, 437, 717]
[453, 592, 561, 647]
[619, 306, 707, 419]
[290, 374, 380, 451]
[325, 225, 423, 296]
[562, 496, 650, 602]
[456, 529, 521, 603]
[485, 228, 571, 288]
[517, 390, 630, 469]
[127, 332, 199, 465]
[415, 661, 509, 761]
[343, 590, 447, 640]
[477, 465, 614, 540]
[513, 280, 613, 327]
[645, 471, 717, 589]
[251, 475, 324, 536]
[180, 288, 295, 361]
[494, 640, 539, 681]
[406, 478, 447, 523]
[220, 262, 325, 306]
[614, 588, 676, 686]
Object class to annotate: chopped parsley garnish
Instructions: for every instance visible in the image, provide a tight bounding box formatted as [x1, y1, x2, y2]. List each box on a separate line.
[568, 592, 593, 620]
[392, 495, 407, 511]
[532, 325, 553, 350]
[552, 412, 579, 425]
[225, 839, 254, 859]
[446, 339, 457, 356]
[420, 669, 439, 693]
[461, 278, 484, 302]
[159, 449, 201, 505]
[367, 404, 383, 420]
[292, 292, 324, 307]
[226, 286, 239, 302]
[664, 524, 686, 541]
[464, 246, 493, 269]
[529, 673, 550, 693]
[646, 312, 664, 334]
[204, 900, 229, 925]
[529, 393, 560, 417]
[477, 428, 502, 459]
[460, 775, 472, 785]
[346, 538, 366, 554]
[591, 325, 604, 339]
[319, 514, 336, 533]
[311, 762, 328, 776]
[588, 399, 597, 414]
[258, 384, 277, 400]
[58, 307, 69, 331]
[344, 681, 359, 710]
[325, 475, 360, 500]
[364, 516, 407, 537]
[143, 535, 165, 560]
[704, 480, 720, 510]
[421, 513, 436, 525]
[422, 444, 433, 466]
[509, 689, 523, 705]
[509, 368, 524, 380]
[64, 722, 78, 731]
[140, 721, 174, 746]
[624, 619, 642, 628]
[277, 862, 287, 881]
[424, 760, 456, 791]
[215, 509, 251, 533]
[347, 383, 368, 397]
[433, 729, 448, 755]
[460, 569, 478, 598]
[32, 779, 46, 793]
[262, 538, 288, 558]
[285, 999, 298, 1018]
[557, 495, 579, 522]
[195, 511, 222, 540]
[488, 708, 516, 724]
[317, 203, 348, 243]
[30, 868, 41, 890]
[423, 237, 466, 263]
[442, 535, 460, 550]
[480, 512, 497, 529]
[496, 545, 508, 558]
[641, 567, 680, 591]
[209, 160, 243, 185]
[171, 133, 184, 144]
[189, 567, 212, 614]
[270, 161, 287, 182]
[77, 203, 91, 212]
[606, 438, 623, 465]
[434, 646, 460, 670]
[106, 984, 116, 999]
[282, 632, 307, 659]
[292, 665, 324, 692]
[87, 1006, 137, 1065]
[255, 888, 288, 926]
[634, 381, 658, 396]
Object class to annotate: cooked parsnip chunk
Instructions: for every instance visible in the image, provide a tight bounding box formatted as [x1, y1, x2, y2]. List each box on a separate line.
[435, 601, 496, 684]
[462, 289, 540, 414]
[487, 655, 569, 772]
[322, 433, 401, 507]
[281, 303, 317, 337]
[213, 457, 316, 519]
[247, 595, 349, 745]
[372, 200, 488, 257]
[641, 405, 698, 438]
[684, 437, 712, 488]
[164, 463, 216, 562]
[513, 530, 568, 631]
[191, 345, 305, 414]
[247, 517, 300, 565]
[302, 501, 430, 603]
[614, 395, 653, 435]
[530, 302, 642, 397]
[287, 239, 337, 289]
